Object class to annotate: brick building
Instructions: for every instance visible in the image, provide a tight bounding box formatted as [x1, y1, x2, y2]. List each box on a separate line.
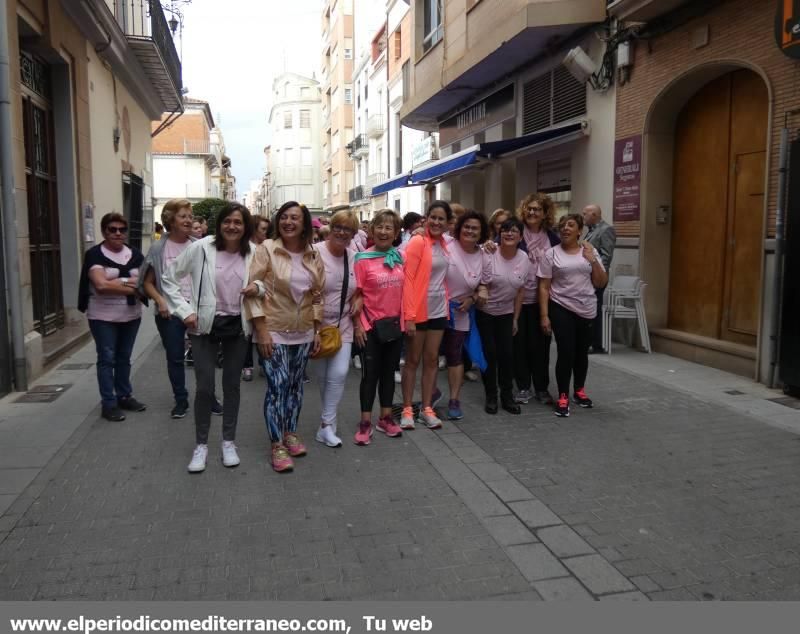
[609, 0, 800, 382]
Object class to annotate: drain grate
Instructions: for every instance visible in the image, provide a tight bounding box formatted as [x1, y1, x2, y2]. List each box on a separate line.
[14, 384, 71, 404]
[59, 363, 93, 371]
[768, 397, 800, 410]
[28, 384, 71, 394]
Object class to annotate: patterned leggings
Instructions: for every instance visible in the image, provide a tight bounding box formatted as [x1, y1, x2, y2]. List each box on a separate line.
[261, 342, 311, 444]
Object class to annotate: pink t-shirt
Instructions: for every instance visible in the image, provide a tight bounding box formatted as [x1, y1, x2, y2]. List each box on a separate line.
[271, 251, 314, 345]
[446, 243, 483, 331]
[479, 249, 529, 316]
[87, 245, 141, 323]
[314, 242, 357, 344]
[521, 228, 551, 305]
[354, 249, 404, 332]
[537, 244, 605, 319]
[214, 250, 246, 316]
[426, 242, 449, 320]
[162, 238, 192, 302]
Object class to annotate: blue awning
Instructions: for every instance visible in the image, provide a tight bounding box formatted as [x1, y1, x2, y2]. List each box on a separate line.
[410, 150, 480, 184]
[370, 173, 411, 196]
[479, 122, 585, 158]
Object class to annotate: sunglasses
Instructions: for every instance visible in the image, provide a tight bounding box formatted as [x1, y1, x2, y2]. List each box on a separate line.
[106, 226, 128, 234]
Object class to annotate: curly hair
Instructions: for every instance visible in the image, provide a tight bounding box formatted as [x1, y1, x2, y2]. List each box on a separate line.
[516, 193, 555, 232]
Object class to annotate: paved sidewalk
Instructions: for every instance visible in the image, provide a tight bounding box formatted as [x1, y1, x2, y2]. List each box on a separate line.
[1, 332, 800, 600]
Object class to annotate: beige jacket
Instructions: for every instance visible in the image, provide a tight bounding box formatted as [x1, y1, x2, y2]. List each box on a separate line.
[244, 238, 325, 334]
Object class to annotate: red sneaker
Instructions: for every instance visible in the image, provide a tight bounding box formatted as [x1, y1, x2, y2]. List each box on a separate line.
[354, 420, 373, 446]
[284, 433, 307, 457]
[376, 416, 402, 437]
[555, 393, 570, 418]
[573, 388, 593, 408]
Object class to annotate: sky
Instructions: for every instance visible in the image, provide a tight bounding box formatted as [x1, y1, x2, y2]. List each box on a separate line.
[177, 0, 320, 197]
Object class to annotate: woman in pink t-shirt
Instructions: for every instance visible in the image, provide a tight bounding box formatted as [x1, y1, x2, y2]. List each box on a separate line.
[310, 210, 361, 448]
[537, 213, 608, 418]
[476, 217, 529, 415]
[79, 213, 146, 423]
[353, 210, 405, 446]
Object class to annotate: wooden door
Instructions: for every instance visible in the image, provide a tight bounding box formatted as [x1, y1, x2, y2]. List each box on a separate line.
[668, 70, 767, 345]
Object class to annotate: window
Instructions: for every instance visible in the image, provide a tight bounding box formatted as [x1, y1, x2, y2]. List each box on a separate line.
[344, 87, 352, 104]
[394, 29, 402, 59]
[344, 37, 353, 59]
[284, 148, 294, 165]
[300, 109, 311, 128]
[301, 147, 312, 166]
[300, 86, 310, 98]
[332, 172, 340, 194]
[344, 48, 353, 59]
[283, 111, 293, 129]
[422, 0, 443, 53]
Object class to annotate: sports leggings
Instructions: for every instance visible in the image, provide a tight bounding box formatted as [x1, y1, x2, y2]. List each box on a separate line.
[359, 329, 402, 412]
[548, 300, 592, 396]
[261, 342, 311, 443]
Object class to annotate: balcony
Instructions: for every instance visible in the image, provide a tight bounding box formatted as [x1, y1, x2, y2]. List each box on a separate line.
[349, 185, 366, 203]
[366, 173, 386, 193]
[346, 134, 368, 159]
[323, 153, 332, 171]
[607, 0, 691, 21]
[367, 115, 384, 138]
[60, 0, 183, 118]
[113, 0, 183, 111]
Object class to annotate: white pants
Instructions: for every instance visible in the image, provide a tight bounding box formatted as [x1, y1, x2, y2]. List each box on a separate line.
[312, 342, 352, 427]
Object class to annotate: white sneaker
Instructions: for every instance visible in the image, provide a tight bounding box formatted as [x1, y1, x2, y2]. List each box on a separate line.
[464, 369, 479, 382]
[316, 424, 342, 448]
[400, 408, 416, 430]
[394, 370, 402, 384]
[220, 441, 240, 468]
[438, 356, 446, 370]
[420, 407, 443, 430]
[187, 444, 208, 473]
[353, 356, 362, 370]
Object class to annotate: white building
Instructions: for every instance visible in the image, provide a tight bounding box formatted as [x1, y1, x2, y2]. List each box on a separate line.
[268, 73, 323, 213]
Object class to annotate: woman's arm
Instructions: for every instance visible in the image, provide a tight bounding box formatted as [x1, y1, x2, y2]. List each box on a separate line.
[402, 237, 424, 334]
[512, 288, 523, 335]
[538, 278, 552, 335]
[88, 268, 138, 296]
[143, 268, 170, 317]
[583, 244, 609, 288]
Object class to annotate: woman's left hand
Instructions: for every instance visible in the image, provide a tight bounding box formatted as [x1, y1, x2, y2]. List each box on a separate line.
[512, 319, 519, 336]
[581, 242, 597, 264]
[311, 332, 322, 357]
[240, 282, 259, 298]
[457, 296, 473, 312]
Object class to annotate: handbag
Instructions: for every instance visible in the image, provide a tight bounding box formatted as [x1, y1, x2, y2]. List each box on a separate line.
[199, 248, 244, 341]
[314, 253, 348, 359]
[372, 315, 402, 343]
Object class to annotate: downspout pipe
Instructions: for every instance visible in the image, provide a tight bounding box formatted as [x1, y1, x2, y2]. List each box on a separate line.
[0, 0, 29, 392]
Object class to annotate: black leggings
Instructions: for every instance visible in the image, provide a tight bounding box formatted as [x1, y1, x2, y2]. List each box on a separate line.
[359, 329, 403, 412]
[513, 303, 551, 393]
[549, 300, 592, 396]
[475, 311, 514, 400]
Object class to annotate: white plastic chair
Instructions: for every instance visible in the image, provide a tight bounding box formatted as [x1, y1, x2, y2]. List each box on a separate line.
[602, 275, 651, 354]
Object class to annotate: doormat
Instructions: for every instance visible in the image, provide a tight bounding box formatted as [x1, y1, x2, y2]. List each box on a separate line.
[14, 384, 71, 404]
[59, 363, 93, 371]
[767, 396, 800, 410]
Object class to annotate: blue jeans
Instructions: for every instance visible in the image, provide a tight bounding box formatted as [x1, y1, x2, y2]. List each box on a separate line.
[155, 314, 189, 403]
[88, 318, 141, 409]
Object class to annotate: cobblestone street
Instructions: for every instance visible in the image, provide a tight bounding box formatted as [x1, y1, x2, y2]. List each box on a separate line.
[2, 330, 800, 601]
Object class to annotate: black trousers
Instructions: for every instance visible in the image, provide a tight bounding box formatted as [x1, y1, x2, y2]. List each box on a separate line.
[359, 329, 403, 412]
[549, 300, 592, 396]
[190, 333, 248, 444]
[475, 311, 514, 401]
[592, 287, 605, 350]
[513, 303, 552, 394]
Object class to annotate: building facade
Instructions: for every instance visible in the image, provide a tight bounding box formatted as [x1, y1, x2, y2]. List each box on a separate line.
[151, 98, 233, 218]
[0, 0, 182, 393]
[321, 0, 355, 212]
[268, 72, 322, 214]
[609, 0, 799, 383]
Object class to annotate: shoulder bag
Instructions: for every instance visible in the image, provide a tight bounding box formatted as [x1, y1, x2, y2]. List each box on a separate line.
[315, 253, 348, 359]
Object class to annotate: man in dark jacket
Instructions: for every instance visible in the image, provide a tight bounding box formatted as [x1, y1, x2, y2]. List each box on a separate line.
[583, 204, 616, 353]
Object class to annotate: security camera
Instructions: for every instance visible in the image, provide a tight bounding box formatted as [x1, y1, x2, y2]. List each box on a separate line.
[562, 47, 596, 84]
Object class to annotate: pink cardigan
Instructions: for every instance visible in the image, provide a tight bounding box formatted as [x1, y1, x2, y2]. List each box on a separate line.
[402, 231, 449, 324]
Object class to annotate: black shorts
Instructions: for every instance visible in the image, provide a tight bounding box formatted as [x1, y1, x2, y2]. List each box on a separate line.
[415, 317, 448, 331]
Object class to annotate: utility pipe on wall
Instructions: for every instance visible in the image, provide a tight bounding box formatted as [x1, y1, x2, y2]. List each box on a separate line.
[0, 0, 29, 391]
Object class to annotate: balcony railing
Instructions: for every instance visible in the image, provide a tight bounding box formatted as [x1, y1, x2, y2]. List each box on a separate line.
[349, 185, 366, 202]
[113, 0, 183, 110]
[367, 115, 384, 138]
[346, 133, 368, 159]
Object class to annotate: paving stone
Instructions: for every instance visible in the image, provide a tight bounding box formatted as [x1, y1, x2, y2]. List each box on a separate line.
[630, 575, 661, 593]
[508, 500, 562, 528]
[482, 515, 537, 547]
[533, 577, 594, 601]
[537, 525, 595, 558]
[562, 554, 635, 595]
[599, 591, 649, 601]
[505, 544, 569, 582]
[485, 478, 536, 503]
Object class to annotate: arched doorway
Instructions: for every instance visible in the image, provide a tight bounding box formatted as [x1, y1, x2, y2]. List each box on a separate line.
[667, 69, 767, 347]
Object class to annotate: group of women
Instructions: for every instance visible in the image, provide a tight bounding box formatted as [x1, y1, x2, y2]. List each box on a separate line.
[79, 193, 607, 474]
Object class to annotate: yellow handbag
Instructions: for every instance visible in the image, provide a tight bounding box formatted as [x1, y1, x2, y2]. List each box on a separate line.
[314, 254, 348, 359]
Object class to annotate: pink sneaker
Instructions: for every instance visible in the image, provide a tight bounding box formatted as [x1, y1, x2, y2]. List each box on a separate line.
[354, 420, 373, 446]
[284, 433, 306, 457]
[376, 416, 402, 437]
[271, 445, 294, 472]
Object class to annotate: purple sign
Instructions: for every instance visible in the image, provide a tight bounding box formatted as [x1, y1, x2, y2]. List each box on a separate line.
[613, 135, 641, 222]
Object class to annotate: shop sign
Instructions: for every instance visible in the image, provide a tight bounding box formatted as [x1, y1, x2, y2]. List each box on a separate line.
[776, 0, 800, 59]
[613, 135, 641, 222]
[412, 137, 438, 167]
[439, 84, 515, 147]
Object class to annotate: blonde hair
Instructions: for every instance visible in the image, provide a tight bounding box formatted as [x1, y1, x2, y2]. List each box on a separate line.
[329, 209, 360, 232]
[488, 208, 511, 239]
[516, 193, 556, 232]
[161, 199, 192, 231]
